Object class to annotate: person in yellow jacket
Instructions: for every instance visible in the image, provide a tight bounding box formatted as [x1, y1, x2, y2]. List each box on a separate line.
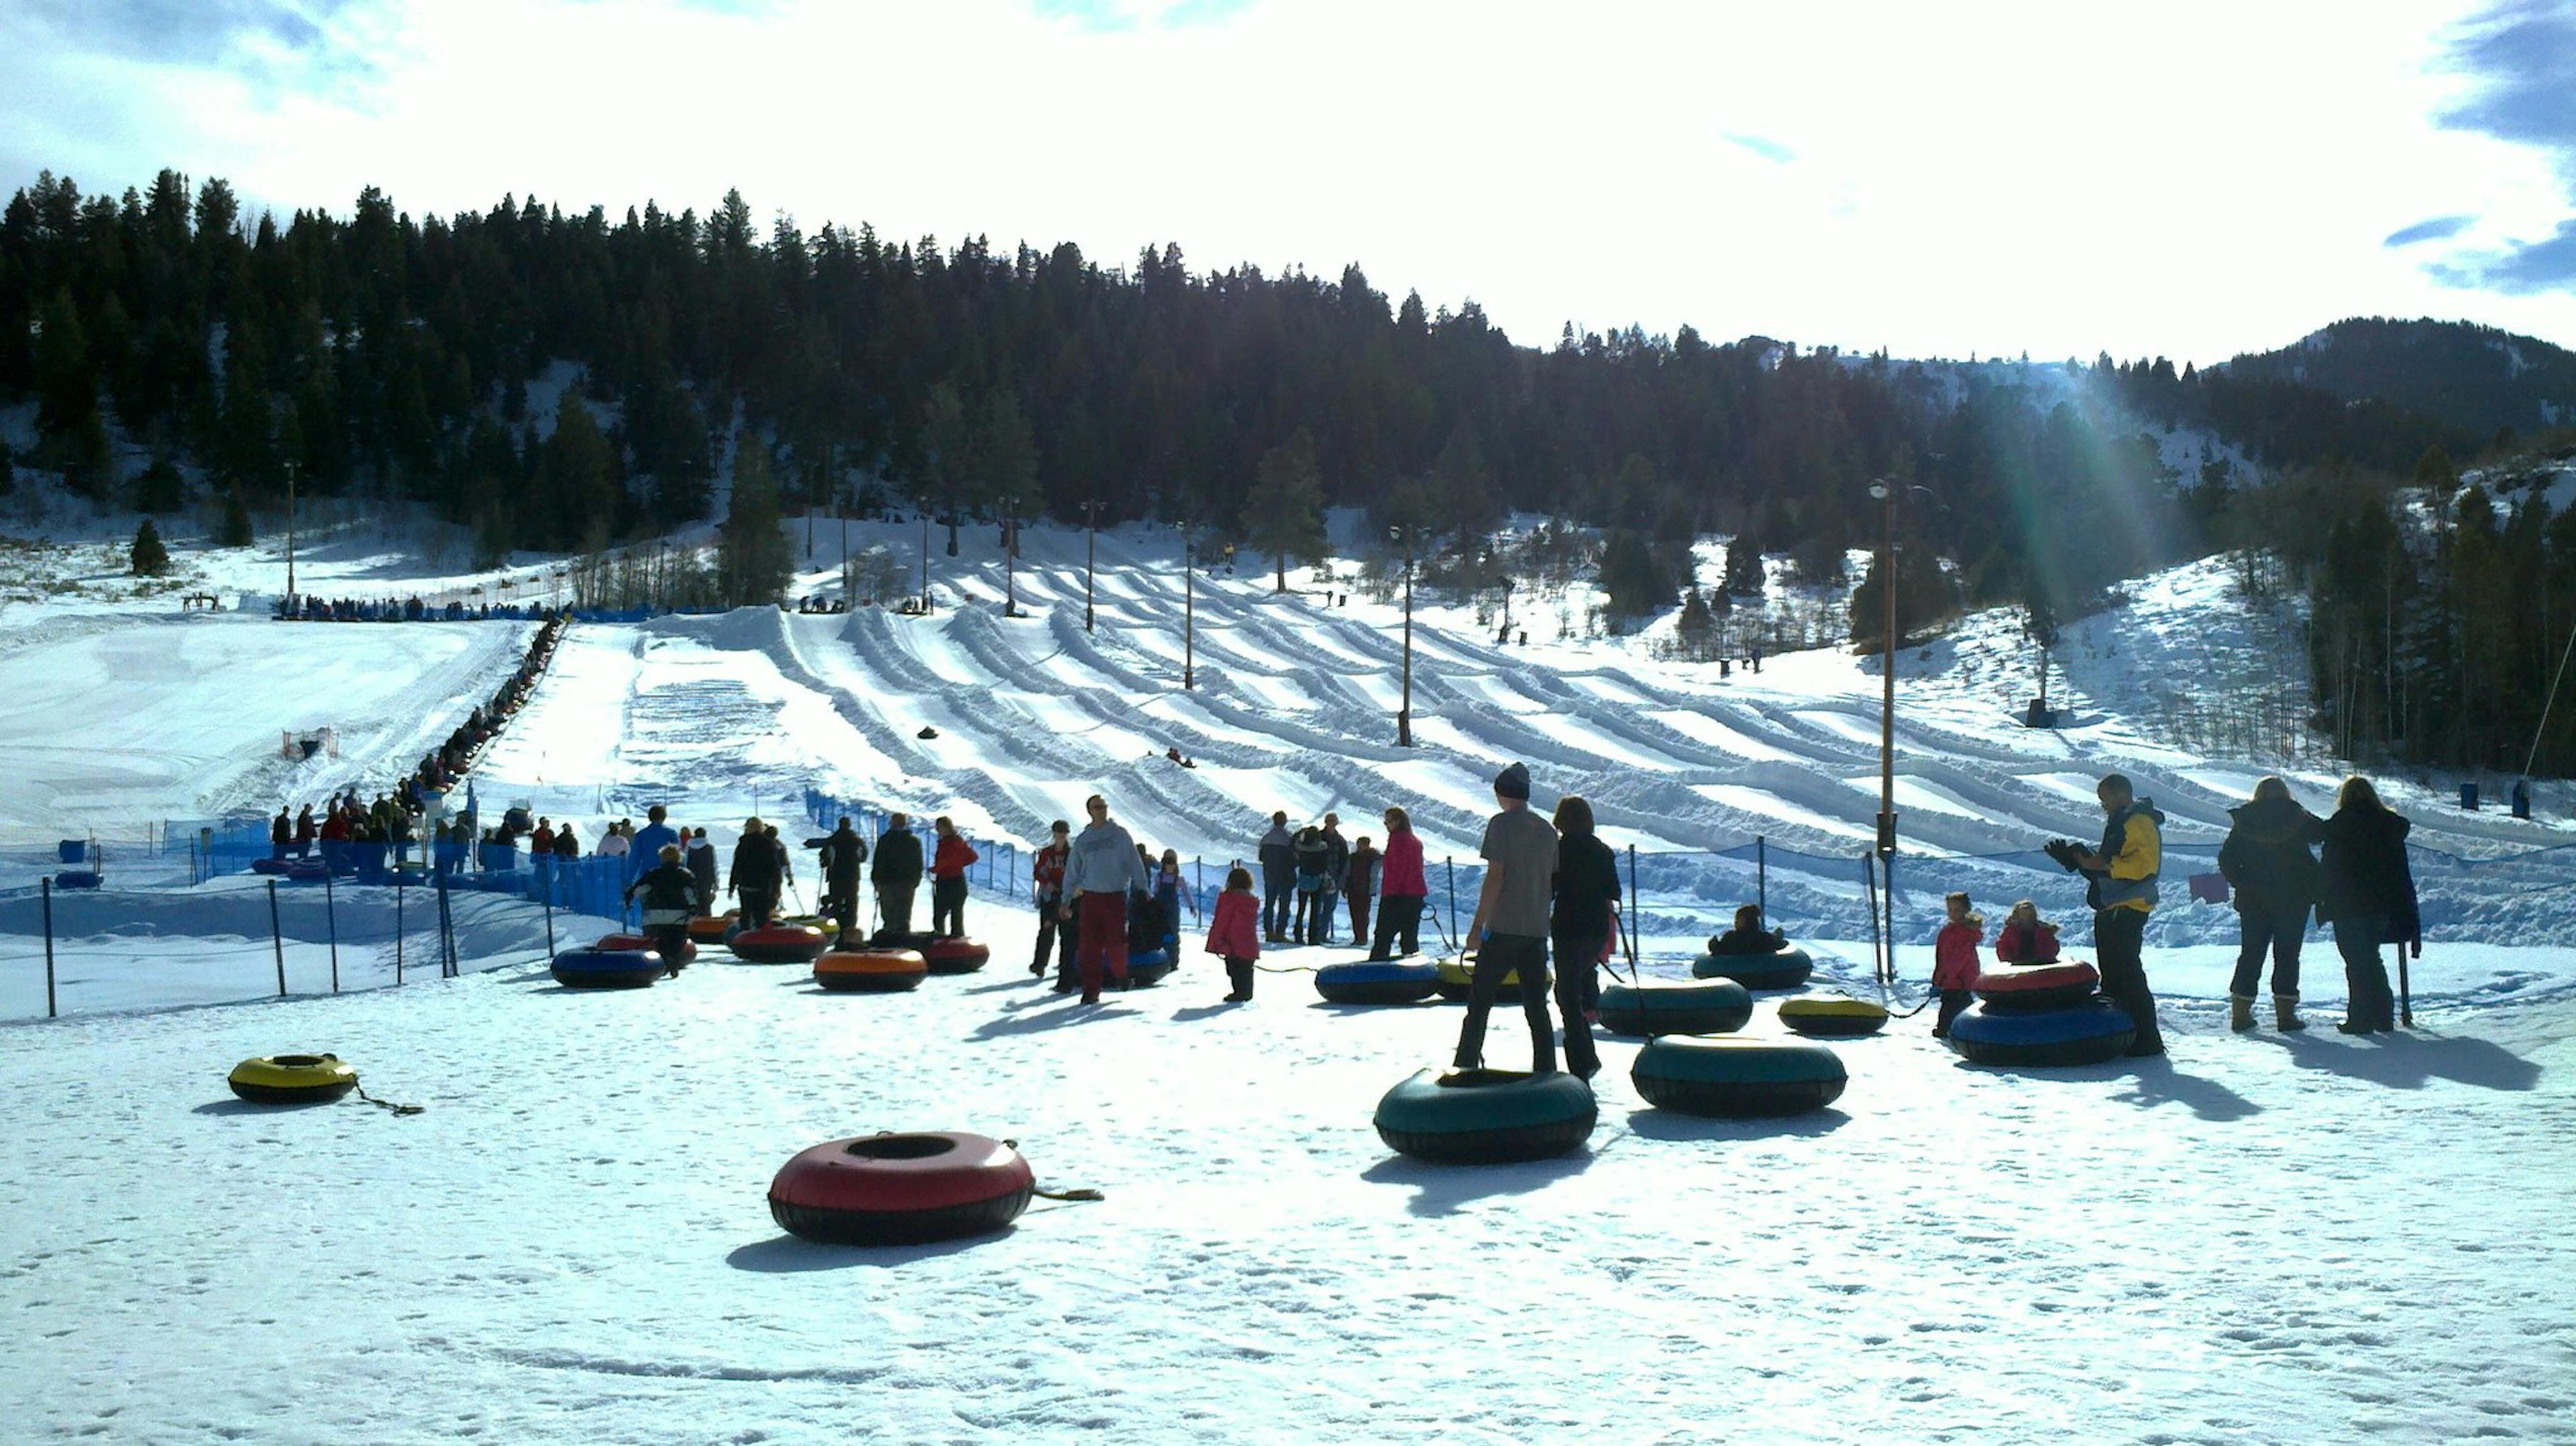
[2071, 773, 2166, 1056]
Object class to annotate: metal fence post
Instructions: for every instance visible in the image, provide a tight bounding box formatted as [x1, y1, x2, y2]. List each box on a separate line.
[323, 869, 340, 993]
[41, 877, 56, 1019]
[1445, 857, 1458, 945]
[269, 878, 286, 998]
[1756, 835, 1766, 919]
[395, 873, 405, 986]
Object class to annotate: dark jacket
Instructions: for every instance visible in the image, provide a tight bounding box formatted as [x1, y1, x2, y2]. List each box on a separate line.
[687, 841, 718, 900]
[1550, 832, 1621, 948]
[729, 833, 781, 893]
[1320, 828, 1350, 889]
[2216, 795, 2323, 920]
[1293, 829, 1332, 885]
[818, 828, 867, 885]
[1711, 925, 1787, 956]
[1258, 824, 1296, 887]
[626, 861, 704, 913]
[2319, 804, 2420, 944]
[871, 828, 924, 887]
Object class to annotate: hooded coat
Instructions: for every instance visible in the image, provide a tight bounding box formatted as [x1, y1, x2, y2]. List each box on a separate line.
[2216, 795, 2324, 920]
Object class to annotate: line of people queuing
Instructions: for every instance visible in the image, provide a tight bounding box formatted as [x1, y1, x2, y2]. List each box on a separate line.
[278, 594, 558, 623]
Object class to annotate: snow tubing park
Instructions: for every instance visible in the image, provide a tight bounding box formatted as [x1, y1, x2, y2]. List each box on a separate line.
[813, 949, 930, 993]
[1373, 1068, 1597, 1164]
[1692, 945, 1815, 991]
[1313, 960, 1442, 1005]
[1777, 996, 1892, 1037]
[767, 1132, 1037, 1245]
[1947, 1001, 2138, 1067]
[728, 925, 830, 964]
[227, 1054, 360, 1105]
[1629, 1038, 1848, 1118]
[1974, 962, 2104, 1013]
[1594, 980, 1754, 1037]
[550, 948, 665, 989]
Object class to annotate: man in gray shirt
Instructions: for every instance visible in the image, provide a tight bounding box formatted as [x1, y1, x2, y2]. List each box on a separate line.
[1454, 761, 1562, 1073]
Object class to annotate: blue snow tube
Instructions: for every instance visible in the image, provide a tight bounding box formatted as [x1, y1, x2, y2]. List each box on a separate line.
[1124, 948, 1174, 986]
[1315, 960, 1442, 1005]
[1691, 945, 1814, 991]
[1947, 1000, 2136, 1067]
[549, 948, 665, 989]
[1373, 1068, 1597, 1164]
[1594, 980, 1753, 1036]
[1631, 1037, 1847, 1118]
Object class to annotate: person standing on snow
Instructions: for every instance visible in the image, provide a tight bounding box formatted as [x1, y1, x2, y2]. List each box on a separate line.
[1369, 806, 1428, 960]
[1344, 833, 1381, 950]
[2068, 773, 2166, 1058]
[686, 828, 719, 913]
[1316, 813, 1350, 946]
[1031, 820, 1075, 981]
[1454, 762, 1562, 1074]
[729, 816, 784, 928]
[292, 805, 317, 858]
[630, 805, 681, 884]
[1929, 891, 1984, 1039]
[1258, 811, 1297, 942]
[2317, 775, 2419, 1035]
[1292, 825, 1332, 944]
[624, 844, 704, 977]
[1061, 793, 1149, 1003]
[1547, 794, 1620, 1080]
[271, 808, 291, 860]
[1204, 865, 1262, 1002]
[873, 814, 925, 936]
[2217, 775, 2325, 1033]
[816, 817, 869, 942]
[930, 817, 978, 938]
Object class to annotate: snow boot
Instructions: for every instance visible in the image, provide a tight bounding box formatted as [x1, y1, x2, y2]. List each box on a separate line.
[2229, 995, 2257, 1032]
[2274, 995, 2306, 1032]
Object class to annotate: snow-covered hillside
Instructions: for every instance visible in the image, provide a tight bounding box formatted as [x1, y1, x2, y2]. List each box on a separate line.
[5, 515, 2575, 1443]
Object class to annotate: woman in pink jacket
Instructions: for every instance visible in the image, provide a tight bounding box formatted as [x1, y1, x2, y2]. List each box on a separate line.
[1204, 867, 1263, 1001]
[1368, 806, 1429, 961]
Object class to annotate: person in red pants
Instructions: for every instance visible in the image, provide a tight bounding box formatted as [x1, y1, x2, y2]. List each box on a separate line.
[1059, 793, 1148, 1003]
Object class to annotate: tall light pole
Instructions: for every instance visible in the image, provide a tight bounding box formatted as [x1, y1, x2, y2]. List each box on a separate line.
[1391, 524, 1421, 746]
[284, 459, 299, 600]
[918, 506, 931, 614]
[1080, 500, 1102, 632]
[1179, 522, 1197, 690]
[1868, 478, 1899, 985]
[1004, 495, 1022, 617]
[1497, 575, 1513, 646]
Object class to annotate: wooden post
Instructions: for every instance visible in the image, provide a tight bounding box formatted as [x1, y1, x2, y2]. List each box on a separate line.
[395, 873, 405, 986]
[323, 869, 340, 993]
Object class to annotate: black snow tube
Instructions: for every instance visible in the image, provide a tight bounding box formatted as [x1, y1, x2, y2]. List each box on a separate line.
[1690, 945, 1814, 991]
[1594, 980, 1754, 1036]
[1314, 960, 1443, 1005]
[1629, 1038, 1847, 1119]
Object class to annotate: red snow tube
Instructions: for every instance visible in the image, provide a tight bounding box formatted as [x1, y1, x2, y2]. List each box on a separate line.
[729, 924, 830, 964]
[920, 938, 991, 975]
[598, 933, 696, 967]
[768, 1131, 1035, 1245]
[1973, 962, 2101, 1014]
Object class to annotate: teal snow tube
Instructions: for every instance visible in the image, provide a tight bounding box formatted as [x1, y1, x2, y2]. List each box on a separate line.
[1594, 980, 1754, 1036]
[1373, 1068, 1597, 1164]
[1691, 945, 1813, 991]
[1631, 1037, 1846, 1118]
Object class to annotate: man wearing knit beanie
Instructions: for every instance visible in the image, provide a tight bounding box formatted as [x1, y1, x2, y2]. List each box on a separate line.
[1454, 760, 1560, 1072]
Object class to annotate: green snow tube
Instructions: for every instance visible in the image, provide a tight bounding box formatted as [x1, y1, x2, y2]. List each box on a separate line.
[1594, 980, 1754, 1037]
[1373, 1068, 1597, 1164]
[1630, 1037, 1847, 1119]
[1690, 944, 1814, 991]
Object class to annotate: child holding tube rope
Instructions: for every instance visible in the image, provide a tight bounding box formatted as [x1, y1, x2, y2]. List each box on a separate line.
[1931, 891, 1984, 1038]
[1205, 867, 1262, 1002]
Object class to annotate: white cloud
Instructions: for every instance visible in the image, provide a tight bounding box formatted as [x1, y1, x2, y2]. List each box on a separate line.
[7, 0, 2576, 362]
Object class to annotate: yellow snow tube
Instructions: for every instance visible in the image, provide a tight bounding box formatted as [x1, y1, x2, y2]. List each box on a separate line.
[227, 1053, 360, 1105]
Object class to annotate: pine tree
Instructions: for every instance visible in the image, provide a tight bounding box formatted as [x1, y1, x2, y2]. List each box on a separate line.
[1599, 529, 1674, 618]
[0, 439, 13, 495]
[217, 485, 252, 547]
[1720, 535, 1766, 596]
[1247, 431, 1326, 590]
[133, 454, 184, 512]
[716, 442, 792, 605]
[129, 517, 170, 576]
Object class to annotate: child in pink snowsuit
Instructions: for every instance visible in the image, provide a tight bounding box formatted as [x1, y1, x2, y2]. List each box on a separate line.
[1205, 867, 1263, 1003]
[1931, 891, 1984, 1038]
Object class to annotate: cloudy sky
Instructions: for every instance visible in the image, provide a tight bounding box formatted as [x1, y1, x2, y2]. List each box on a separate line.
[7, 0, 2575, 364]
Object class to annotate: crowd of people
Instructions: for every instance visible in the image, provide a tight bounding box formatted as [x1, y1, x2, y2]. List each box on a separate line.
[276, 594, 558, 623]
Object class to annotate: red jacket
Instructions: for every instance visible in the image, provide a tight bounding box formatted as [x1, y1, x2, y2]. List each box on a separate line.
[932, 835, 979, 880]
[1932, 919, 1984, 991]
[1379, 830, 1427, 898]
[1994, 920, 2061, 964]
[1032, 842, 1067, 899]
[1204, 889, 1261, 960]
